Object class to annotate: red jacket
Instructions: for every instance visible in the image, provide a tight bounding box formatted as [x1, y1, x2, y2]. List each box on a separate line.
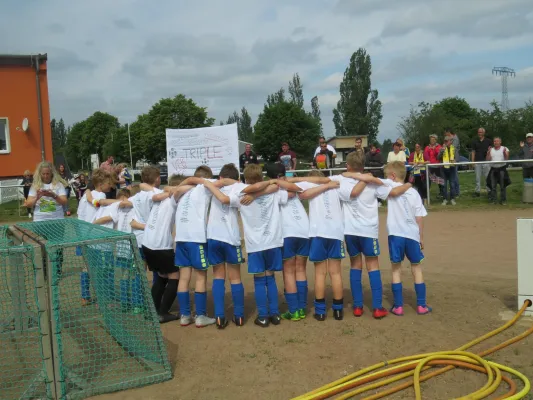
[424, 144, 441, 164]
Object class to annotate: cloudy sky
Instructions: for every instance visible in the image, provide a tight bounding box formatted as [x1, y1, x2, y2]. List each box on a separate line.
[2, 0, 532, 142]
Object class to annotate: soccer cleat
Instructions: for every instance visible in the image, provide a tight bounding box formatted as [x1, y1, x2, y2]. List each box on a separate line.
[353, 306, 364, 317]
[216, 316, 229, 329]
[333, 309, 344, 320]
[232, 316, 244, 326]
[372, 308, 389, 319]
[390, 306, 404, 316]
[281, 311, 300, 321]
[298, 309, 307, 319]
[254, 316, 270, 328]
[270, 314, 282, 325]
[195, 315, 216, 328]
[81, 298, 94, 307]
[159, 313, 179, 324]
[417, 305, 432, 315]
[314, 313, 326, 322]
[180, 315, 193, 326]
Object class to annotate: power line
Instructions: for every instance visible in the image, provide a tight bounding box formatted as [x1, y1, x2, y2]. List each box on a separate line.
[492, 67, 516, 111]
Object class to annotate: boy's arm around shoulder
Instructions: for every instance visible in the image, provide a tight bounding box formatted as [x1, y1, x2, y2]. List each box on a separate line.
[298, 180, 339, 200]
[288, 176, 330, 184]
[202, 180, 230, 204]
[241, 179, 276, 194]
[173, 185, 195, 201]
[93, 216, 113, 225]
[389, 183, 413, 197]
[130, 219, 145, 230]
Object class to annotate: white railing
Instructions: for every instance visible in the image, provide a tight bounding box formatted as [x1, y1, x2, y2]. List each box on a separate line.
[0, 180, 23, 205]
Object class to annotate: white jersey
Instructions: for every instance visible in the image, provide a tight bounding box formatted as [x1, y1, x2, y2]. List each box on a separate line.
[296, 175, 344, 241]
[92, 202, 117, 230]
[110, 202, 136, 259]
[131, 188, 163, 248]
[229, 189, 288, 253]
[143, 196, 178, 250]
[280, 191, 309, 239]
[77, 190, 107, 223]
[29, 183, 67, 222]
[174, 179, 216, 244]
[207, 182, 247, 246]
[338, 178, 391, 239]
[382, 179, 427, 242]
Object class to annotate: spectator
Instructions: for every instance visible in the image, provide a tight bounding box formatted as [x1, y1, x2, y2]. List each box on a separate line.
[100, 155, 114, 172]
[408, 143, 428, 204]
[518, 133, 533, 179]
[58, 164, 72, 216]
[424, 134, 444, 199]
[445, 128, 461, 196]
[387, 142, 407, 163]
[20, 169, 33, 218]
[278, 142, 297, 177]
[313, 141, 335, 172]
[314, 137, 337, 163]
[78, 174, 88, 201]
[348, 136, 366, 157]
[395, 138, 411, 182]
[117, 163, 132, 187]
[239, 144, 258, 181]
[471, 127, 492, 197]
[100, 155, 117, 199]
[365, 143, 384, 178]
[438, 136, 457, 206]
[486, 137, 510, 205]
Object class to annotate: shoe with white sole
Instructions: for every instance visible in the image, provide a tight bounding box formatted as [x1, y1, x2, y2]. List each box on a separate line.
[451, 199, 456, 205]
[195, 315, 216, 328]
[442, 200, 447, 206]
[180, 315, 193, 326]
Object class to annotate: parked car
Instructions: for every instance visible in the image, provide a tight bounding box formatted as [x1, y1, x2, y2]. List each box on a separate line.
[457, 155, 469, 171]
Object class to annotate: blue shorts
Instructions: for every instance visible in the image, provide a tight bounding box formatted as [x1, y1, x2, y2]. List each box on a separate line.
[283, 237, 310, 259]
[138, 246, 145, 261]
[309, 237, 345, 262]
[207, 239, 243, 265]
[175, 242, 209, 270]
[388, 235, 424, 264]
[75, 246, 83, 257]
[345, 235, 380, 258]
[248, 248, 282, 274]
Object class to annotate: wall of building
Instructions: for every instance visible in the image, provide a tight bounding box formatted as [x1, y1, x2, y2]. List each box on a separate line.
[0, 61, 52, 178]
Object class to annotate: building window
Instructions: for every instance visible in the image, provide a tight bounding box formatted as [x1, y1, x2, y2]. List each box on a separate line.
[0, 118, 10, 154]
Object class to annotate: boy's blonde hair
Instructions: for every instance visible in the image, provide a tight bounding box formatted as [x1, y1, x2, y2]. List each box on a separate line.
[243, 164, 263, 184]
[194, 165, 213, 179]
[168, 174, 186, 186]
[141, 166, 160, 185]
[345, 152, 365, 172]
[117, 188, 131, 199]
[91, 168, 111, 188]
[128, 184, 141, 196]
[308, 170, 325, 178]
[384, 161, 407, 181]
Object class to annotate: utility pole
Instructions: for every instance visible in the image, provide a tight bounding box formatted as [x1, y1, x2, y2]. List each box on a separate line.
[492, 67, 515, 111]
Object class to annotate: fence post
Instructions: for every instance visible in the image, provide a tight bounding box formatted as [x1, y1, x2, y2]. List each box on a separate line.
[426, 168, 431, 206]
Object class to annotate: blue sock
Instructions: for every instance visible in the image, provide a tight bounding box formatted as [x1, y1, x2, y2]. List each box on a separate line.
[120, 279, 129, 304]
[296, 280, 308, 310]
[253, 276, 268, 318]
[152, 272, 158, 285]
[350, 269, 363, 308]
[195, 292, 207, 316]
[80, 272, 91, 300]
[285, 292, 299, 314]
[177, 291, 190, 316]
[265, 275, 279, 316]
[132, 275, 142, 306]
[231, 283, 245, 318]
[332, 298, 344, 311]
[392, 283, 403, 307]
[314, 298, 326, 315]
[368, 270, 383, 310]
[212, 279, 225, 318]
[415, 283, 426, 307]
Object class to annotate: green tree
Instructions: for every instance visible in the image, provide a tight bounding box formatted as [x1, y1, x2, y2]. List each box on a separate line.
[333, 48, 382, 143]
[288, 73, 304, 108]
[143, 94, 215, 163]
[84, 112, 121, 161]
[51, 117, 67, 158]
[238, 107, 254, 143]
[311, 96, 323, 135]
[65, 120, 87, 170]
[381, 138, 393, 154]
[267, 88, 286, 107]
[254, 99, 320, 162]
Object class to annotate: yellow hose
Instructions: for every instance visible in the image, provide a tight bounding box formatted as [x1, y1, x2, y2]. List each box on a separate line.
[294, 299, 533, 400]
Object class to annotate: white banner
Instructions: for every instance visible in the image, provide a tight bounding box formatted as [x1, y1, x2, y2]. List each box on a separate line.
[166, 124, 239, 177]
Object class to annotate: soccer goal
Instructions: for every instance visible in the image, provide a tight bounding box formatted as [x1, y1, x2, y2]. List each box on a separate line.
[0, 220, 172, 399]
[517, 218, 533, 317]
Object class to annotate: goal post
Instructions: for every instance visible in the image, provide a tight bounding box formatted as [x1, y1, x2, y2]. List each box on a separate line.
[517, 218, 533, 316]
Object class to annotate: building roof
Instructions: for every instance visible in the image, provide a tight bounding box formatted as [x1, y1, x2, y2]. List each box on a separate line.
[0, 54, 47, 67]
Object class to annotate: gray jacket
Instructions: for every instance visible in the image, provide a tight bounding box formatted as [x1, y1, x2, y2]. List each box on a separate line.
[519, 143, 533, 168]
[450, 135, 460, 160]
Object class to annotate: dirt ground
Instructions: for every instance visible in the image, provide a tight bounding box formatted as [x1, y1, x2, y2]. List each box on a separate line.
[91, 209, 533, 400]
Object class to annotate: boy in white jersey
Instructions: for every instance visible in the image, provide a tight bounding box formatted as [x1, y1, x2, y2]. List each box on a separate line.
[175, 166, 237, 328]
[266, 163, 310, 322]
[204, 164, 295, 328]
[382, 161, 431, 316]
[142, 175, 195, 323]
[339, 153, 412, 319]
[77, 169, 113, 305]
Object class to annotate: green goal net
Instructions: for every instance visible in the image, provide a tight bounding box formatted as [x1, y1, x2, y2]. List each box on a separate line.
[3, 219, 172, 399]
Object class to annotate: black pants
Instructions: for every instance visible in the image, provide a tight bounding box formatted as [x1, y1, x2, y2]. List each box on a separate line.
[523, 167, 533, 179]
[414, 174, 427, 200]
[489, 167, 507, 203]
[23, 187, 32, 214]
[106, 188, 117, 200]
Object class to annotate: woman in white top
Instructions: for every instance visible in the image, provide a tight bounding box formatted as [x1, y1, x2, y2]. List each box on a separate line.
[387, 142, 407, 163]
[25, 161, 68, 222]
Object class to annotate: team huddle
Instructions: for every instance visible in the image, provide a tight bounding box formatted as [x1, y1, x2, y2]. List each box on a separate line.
[77, 151, 431, 329]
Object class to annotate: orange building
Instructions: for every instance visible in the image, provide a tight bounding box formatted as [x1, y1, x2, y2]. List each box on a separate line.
[0, 54, 52, 179]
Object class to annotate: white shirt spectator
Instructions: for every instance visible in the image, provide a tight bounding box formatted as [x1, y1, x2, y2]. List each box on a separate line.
[314, 144, 337, 157]
[387, 151, 407, 163]
[490, 147, 508, 168]
[29, 183, 67, 221]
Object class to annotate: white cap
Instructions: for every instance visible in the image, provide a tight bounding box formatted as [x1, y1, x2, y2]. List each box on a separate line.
[526, 133, 533, 138]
